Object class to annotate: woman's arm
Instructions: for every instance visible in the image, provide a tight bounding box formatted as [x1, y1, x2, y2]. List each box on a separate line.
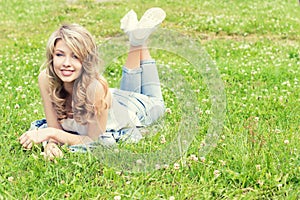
[19, 127, 93, 148]
[49, 79, 111, 145]
[85, 78, 111, 140]
[38, 69, 62, 130]
[39, 70, 109, 144]
[19, 72, 111, 148]
[19, 69, 62, 149]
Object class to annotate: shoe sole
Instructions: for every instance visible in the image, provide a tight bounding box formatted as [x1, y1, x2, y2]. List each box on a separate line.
[133, 7, 166, 40]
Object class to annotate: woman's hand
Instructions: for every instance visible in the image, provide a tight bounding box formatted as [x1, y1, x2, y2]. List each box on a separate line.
[19, 128, 52, 149]
[44, 142, 63, 160]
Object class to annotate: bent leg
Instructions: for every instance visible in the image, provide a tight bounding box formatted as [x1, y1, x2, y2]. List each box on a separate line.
[140, 46, 163, 100]
[120, 45, 162, 99]
[119, 46, 164, 125]
[120, 46, 142, 93]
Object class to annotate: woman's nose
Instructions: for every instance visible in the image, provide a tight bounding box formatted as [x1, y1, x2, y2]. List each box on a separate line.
[63, 56, 71, 67]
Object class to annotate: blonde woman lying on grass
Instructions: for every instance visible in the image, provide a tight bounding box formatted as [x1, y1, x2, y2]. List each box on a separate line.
[19, 8, 167, 159]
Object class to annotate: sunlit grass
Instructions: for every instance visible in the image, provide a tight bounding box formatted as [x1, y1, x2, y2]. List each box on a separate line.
[0, 0, 299, 199]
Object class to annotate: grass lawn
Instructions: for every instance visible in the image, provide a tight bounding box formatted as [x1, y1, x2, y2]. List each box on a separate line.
[0, 0, 299, 199]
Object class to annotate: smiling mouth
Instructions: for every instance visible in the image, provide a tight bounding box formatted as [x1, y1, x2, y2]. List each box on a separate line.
[61, 69, 75, 76]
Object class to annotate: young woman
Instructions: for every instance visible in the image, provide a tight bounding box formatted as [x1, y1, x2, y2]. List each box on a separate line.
[19, 8, 166, 159]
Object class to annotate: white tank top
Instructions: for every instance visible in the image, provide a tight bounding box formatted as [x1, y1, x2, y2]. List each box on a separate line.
[61, 91, 142, 135]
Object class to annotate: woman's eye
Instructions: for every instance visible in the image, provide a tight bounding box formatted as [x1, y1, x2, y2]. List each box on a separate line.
[72, 55, 79, 59]
[55, 53, 63, 57]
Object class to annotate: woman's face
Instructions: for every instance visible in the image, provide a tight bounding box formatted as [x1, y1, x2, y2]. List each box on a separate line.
[53, 40, 83, 84]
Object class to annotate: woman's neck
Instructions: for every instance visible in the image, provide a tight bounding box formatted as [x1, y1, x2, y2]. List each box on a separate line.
[63, 82, 74, 94]
[64, 88, 74, 119]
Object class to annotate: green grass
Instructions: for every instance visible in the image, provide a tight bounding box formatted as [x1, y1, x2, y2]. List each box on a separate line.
[1, 0, 300, 199]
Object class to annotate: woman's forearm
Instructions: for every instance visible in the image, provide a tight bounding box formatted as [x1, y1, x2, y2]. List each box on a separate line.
[46, 128, 94, 146]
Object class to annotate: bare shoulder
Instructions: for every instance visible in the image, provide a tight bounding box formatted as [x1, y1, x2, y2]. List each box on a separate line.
[38, 69, 49, 89]
[38, 69, 47, 80]
[86, 78, 111, 107]
[86, 79, 105, 97]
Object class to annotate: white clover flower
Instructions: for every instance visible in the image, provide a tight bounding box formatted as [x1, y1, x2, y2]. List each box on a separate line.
[279, 96, 284, 103]
[16, 86, 23, 91]
[163, 164, 169, 169]
[219, 160, 226, 166]
[199, 109, 203, 115]
[202, 98, 209, 103]
[165, 108, 172, 114]
[277, 184, 283, 189]
[173, 163, 180, 170]
[115, 171, 122, 176]
[256, 165, 261, 171]
[274, 129, 281, 134]
[155, 164, 161, 170]
[7, 177, 14, 182]
[190, 154, 198, 162]
[136, 159, 143, 165]
[160, 135, 166, 144]
[200, 157, 206, 163]
[114, 196, 121, 200]
[200, 141, 206, 147]
[214, 170, 221, 178]
[251, 70, 257, 75]
[257, 180, 264, 186]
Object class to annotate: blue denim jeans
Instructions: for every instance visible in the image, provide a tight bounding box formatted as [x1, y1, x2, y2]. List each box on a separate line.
[113, 59, 165, 126]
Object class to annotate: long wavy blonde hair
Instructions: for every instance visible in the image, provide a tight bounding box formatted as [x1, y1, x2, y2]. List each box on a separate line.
[44, 24, 108, 124]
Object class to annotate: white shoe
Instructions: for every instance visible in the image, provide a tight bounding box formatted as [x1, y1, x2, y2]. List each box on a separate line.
[120, 9, 138, 33]
[129, 7, 166, 46]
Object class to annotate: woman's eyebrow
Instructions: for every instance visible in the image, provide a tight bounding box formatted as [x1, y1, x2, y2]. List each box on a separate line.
[54, 49, 66, 53]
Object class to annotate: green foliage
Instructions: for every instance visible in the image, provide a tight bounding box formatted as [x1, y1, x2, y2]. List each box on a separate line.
[0, 0, 299, 199]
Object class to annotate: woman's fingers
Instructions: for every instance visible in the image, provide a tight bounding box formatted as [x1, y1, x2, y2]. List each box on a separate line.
[19, 132, 32, 149]
[21, 138, 33, 149]
[51, 146, 63, 158]
[19, 132, 26, 141]
[44, 143, 63, 160]
[27, 142, 33, 149]
[19, 132, 28, 144]
[45, 152, 54, 160]
[45, 147, 55, 160]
